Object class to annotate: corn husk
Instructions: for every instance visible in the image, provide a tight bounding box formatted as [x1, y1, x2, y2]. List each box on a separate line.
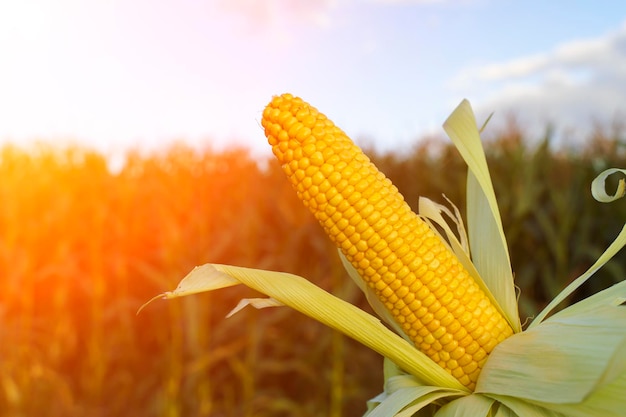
[144, 97, 626, 416]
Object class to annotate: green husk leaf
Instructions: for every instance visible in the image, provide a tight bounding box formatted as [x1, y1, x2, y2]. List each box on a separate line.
[487, 396, 564, 417]
[151, 263, 468, 391]
[434, 394, 494, 417]
[443, 100, 520, 332]
[393, 391, 464, 417]
[492, 405, 517, 417]
[384, 356, 407, 381]
[591, 168, 626, 202]
[366, 384, 456, 417]
[477, 283, 626, 404]
[547, 279, 626, 321]
[528, 373, 626, 417]
[530, 223, 626, 327]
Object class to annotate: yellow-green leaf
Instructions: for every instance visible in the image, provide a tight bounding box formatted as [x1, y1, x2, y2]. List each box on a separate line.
[477, 282, 626, 404]
[434, 393, 494, 417]
[150, 263, 468, 391]
[443, 100, 521, 332]
[226, 297, 283, 317]
[529, 373, 626, 417]
[418, 196, 470, 258]
[487, 395, 564, 417]
[530, 224, 626, 327]
[366, 385, 455, 417]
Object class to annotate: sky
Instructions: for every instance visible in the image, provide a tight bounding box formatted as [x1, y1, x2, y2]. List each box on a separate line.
[2, 0, 626, 159]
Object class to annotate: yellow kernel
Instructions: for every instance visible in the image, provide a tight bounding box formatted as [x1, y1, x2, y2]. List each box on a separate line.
[345, 244, 358, 257]
[421, 313, 434, 326]
[378, 224, 394, 240]
[336, 218, 349, 231]
[395, 244, 410, 259]
[459, 334, 473, 348]
[465, 341, 479, 355]
[381, 286, 393, 299]
[320, 163, 335, 178]
[457, 354, 472, 367]
[416, 286, 429, 300]
[378, 246, 392, 261]
[403, 291, 415, 305]
[462, 362, 478, 375]
[328, 171, 342, 186]
[421, 270, 435, 284]
[422, 294, 436, 308]
[408, 299, 421, 311]
[448, 360, 460, 373]
[440, 332, 453, 346]
[459, 311, 473, 326]
[369, 235, 383, 250]
[474, 348, 487, 362]
[309, 151, 323, 166]
[465, 319, 479, 333]
[433, 285, 447, 298]
[355, 219, 369, 234]
[374, 280, 386, 291]
[355, 240, 368, 252]
[396, 285, 409, 298]
[408, 278, 422, 293]
[483, 337, 499, 353]
[432, 340, 442, 352]
[318, 180, 331, 194]
[450, 346, 465, 360]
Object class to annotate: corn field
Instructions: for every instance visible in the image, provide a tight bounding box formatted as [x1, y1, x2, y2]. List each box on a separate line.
[0, 127, 625, 416]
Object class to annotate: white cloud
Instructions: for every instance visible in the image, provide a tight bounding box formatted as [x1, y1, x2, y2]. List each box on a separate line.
[449, 20, 626, 143]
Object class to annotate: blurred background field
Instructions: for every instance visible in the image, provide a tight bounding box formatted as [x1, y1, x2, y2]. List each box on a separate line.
[1, 127, 625, 417]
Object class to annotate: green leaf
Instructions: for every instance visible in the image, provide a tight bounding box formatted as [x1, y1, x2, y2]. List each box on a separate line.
[394, 391, 465, 417]
[152, 263, 468, 391]
[366, 385, 456, 417]
[487, 396, 564, 417]
[548, 279, 626, 320]
[529, 373, 626, 417]
[434, 394, 494, 417]
[477, 285, 626, 404]
[443, 100, 520, 332]
[530, 224, 626, 327]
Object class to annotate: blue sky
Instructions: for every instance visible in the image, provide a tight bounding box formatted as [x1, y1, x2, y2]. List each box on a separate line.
[2, 0, 626, 158]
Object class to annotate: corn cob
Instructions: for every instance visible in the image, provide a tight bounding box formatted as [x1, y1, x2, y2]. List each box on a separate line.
[261, 93, 513, 389]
